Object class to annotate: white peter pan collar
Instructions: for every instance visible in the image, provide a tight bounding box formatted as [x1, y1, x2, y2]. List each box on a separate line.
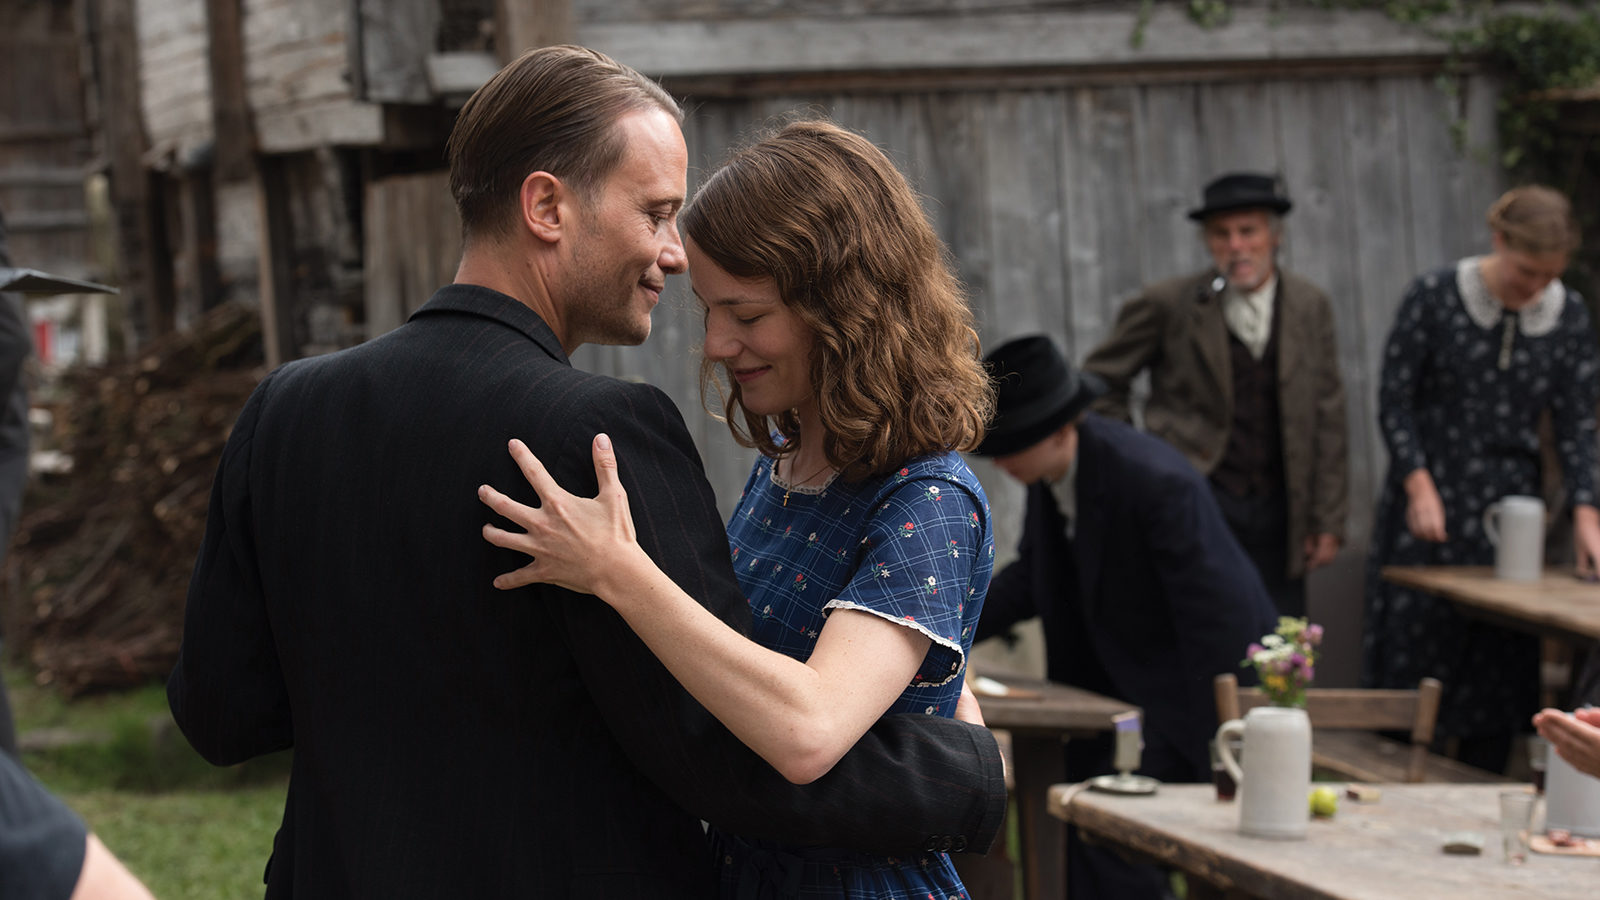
[1456, 256, 1564, 337]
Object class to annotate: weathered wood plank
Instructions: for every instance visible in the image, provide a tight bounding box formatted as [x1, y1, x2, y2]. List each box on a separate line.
[363, 171, 460, 337]
[254, 97, 384, 152]
[1131, 83, 1208, 281]
[581, 7, 1456, 80]
[980, 90, 1068, 342]
[497, 0, 573, 61]
[357, 0, 437, 103]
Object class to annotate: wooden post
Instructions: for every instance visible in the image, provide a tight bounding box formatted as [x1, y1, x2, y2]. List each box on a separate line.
[205, 0, 255, 185]
[89, 0, 176, 343]
[494, 0, 574, 63]
[255, 157, 297, 368]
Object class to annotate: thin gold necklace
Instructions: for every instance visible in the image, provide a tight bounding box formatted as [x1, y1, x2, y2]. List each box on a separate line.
[780, 457, 834, 507]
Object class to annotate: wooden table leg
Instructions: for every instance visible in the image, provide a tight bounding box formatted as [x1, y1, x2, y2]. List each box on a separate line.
[1010, 732, 1066, 900]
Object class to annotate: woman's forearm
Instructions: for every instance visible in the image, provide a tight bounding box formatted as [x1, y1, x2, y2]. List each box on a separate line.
[592, 547, 927, 783]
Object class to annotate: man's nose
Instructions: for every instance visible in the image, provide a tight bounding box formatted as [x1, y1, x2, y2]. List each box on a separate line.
[661, 227, 687, 275]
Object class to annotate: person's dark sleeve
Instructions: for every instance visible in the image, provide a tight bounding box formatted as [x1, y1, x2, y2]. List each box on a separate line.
[1550, 295, 1600, 508]
[548, 382, 1006, 856]
[0, 210, 30, 417]
[976, 491, 1039, 644]
[0, 751, 87, 900]
[1377, 278, 1433, 479]
[167, 376, 293, 765]
[1083, 289, 1165, 423]
[1142, 469, 1277, 692]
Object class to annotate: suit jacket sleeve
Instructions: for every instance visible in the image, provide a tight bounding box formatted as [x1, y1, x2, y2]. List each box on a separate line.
[168, 375, 294, 765]
[976, 488, 1040, 643]
[1141, 469, 1276, 711]
[546, 382, 1006, 856]
[1083, 289, 1166, 423]
[1307, 287, 1349, 541]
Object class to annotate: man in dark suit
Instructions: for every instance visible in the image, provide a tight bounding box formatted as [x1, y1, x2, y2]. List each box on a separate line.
[167, 45, 1005, 899]
[974, 335, 1277, 899]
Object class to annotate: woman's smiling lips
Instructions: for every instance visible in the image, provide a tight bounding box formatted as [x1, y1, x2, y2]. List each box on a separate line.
[731, 365, 769, 384]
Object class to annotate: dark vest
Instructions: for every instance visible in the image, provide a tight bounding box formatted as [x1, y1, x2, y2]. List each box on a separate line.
[1210, 292, 1285, 499]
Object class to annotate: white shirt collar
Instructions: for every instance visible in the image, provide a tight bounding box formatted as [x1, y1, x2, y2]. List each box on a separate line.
[1456, 256, 1564, 337]
[1048, 453, 1079, 539]
[1222, 272, 1278, 360]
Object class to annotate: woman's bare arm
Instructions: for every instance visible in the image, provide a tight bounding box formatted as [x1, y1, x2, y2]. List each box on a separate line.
[480, 435, 931, 783]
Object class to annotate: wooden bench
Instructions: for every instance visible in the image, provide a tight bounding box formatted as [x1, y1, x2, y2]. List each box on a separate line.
[1213, 673, 1514, 784]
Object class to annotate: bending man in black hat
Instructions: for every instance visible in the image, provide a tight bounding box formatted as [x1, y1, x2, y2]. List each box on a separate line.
[1083, 172, 1348, 617]
[975, 334, 1277, 900]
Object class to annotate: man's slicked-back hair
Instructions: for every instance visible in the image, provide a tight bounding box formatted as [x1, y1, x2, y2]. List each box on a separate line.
[446, 44, 681, 242]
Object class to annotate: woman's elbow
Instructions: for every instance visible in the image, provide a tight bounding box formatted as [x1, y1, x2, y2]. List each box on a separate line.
[769, 729, 852, 785]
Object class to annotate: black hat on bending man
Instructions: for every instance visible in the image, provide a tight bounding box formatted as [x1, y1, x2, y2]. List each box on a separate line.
[975, 335, 1105, 458]
[1187, 172, 1293, 222]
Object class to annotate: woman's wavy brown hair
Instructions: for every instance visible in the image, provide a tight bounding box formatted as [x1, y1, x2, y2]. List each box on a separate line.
[681, 119, 994, 481]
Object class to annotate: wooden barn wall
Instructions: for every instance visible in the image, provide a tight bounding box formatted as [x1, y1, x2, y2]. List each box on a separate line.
[242, 0, 382, 152]
[0, 0, 93, 274]
[134, 0, 212, 164]
[564, 72, 1502, 683]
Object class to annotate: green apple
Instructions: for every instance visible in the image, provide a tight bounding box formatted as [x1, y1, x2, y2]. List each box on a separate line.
[1309, 786, 1339, 818]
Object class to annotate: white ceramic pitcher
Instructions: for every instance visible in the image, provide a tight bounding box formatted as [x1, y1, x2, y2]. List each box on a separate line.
[1216, 706, 1312, 840]
[1483, 495, 1545, 582]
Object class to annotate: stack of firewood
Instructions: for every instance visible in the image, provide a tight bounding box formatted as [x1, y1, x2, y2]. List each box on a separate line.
[2, 302, 264, 695]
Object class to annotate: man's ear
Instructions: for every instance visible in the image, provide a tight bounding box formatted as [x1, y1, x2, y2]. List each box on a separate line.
[520, 171, 565, 244]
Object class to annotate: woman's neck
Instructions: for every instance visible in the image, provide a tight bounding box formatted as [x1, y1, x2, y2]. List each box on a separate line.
[1479, 254, 1536, 312]
[781, 410, 835, 485]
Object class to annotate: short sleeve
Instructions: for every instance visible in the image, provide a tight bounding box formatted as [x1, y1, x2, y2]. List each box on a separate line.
[0, 751, 87, 900]
[827, 478, 986, 687]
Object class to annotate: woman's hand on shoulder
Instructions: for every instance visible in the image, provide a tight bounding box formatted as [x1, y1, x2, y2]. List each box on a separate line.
[478, 434, 645, 597]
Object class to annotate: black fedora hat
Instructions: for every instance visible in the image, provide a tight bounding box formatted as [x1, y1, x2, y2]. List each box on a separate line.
[976, 335, 1106, 457]
[1187, 172, 1292, 222]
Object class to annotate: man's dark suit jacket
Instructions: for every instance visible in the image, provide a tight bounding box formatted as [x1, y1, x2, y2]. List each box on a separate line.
[168, 285, 1005, 899]
[977, 413, 1277, 782]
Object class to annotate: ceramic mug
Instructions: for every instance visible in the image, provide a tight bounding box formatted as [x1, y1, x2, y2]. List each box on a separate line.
[1216, 706, 1312, 840]
[1483, 495, 1545, 582]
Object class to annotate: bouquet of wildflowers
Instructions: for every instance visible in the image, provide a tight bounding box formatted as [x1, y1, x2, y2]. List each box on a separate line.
[1242, 617, 1323, 708]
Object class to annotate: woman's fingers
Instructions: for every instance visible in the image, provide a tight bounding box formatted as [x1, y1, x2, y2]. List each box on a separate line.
[508, 438, 564, 498]
[590, 434, 637, 543]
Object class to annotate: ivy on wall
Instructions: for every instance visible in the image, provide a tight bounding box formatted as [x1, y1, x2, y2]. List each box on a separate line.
[1142, 0, 1600, 301]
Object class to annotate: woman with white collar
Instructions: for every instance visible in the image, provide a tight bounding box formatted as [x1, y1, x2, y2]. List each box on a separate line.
[1362, 184, 1599, 773]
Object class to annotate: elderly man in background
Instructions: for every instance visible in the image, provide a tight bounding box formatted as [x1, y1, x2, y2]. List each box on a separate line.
[1083, 172, 1348, 616]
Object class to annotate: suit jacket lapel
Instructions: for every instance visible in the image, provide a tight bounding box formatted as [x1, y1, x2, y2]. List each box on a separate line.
[1189, 273, 1232, 396]
[1274, 275, 1304, 383]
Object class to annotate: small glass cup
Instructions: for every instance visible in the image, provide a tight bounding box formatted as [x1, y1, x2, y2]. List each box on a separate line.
[1499, 789, 1535, 865]
[1527, 734, 1549, 794]
[1210, 738, 1238, 802]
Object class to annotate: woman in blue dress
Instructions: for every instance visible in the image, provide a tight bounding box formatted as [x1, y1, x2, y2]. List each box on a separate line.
[481, 119, 997, 899]
[1363, 185, 1600, 772]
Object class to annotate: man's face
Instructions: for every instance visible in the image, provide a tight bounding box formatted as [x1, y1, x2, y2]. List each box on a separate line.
[1203, 209, 1279, 293]
[993, 423, 1078, 485]
[562, 107, 688, 348]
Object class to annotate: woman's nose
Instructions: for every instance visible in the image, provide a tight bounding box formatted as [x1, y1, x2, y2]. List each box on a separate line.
[703, 319, 738, 361]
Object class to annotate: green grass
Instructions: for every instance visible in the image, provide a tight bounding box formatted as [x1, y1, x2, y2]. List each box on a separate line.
[7, 664, 287, 899]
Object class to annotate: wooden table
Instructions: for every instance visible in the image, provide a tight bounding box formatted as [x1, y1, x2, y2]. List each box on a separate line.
[1382, 565, 1600, 643]
[974, 677, 1139, 900]
[1051, 782, 1592, 899]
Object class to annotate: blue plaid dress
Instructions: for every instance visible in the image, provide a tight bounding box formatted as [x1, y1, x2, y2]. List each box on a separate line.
[711, 449, 994, 900]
